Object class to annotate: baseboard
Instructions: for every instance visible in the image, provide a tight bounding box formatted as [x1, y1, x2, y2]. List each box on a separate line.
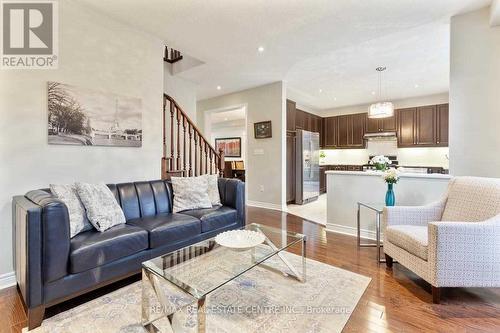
[0, 272, 16, 290]
[246, 200, 284, 211]
[325, 223, 382, 241]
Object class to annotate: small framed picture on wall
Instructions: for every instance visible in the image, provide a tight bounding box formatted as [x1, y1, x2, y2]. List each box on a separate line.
[254, 121, 272, 139]
[215, 137, 242, 158]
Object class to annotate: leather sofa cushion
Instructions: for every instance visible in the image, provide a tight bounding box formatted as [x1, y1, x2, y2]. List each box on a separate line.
[70, 224, 148, 274]
[127, 213, 201, 248]
[181, 206, 237, 233]
[386, 225, 428, 260]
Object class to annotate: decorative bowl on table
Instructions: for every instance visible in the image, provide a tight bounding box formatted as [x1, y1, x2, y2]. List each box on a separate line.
[215, 230, 266, 251]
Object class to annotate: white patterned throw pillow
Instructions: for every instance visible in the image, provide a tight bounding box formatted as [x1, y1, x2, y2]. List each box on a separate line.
[75, 183, 126, 232]
[50, 184, 93, 238]
[171, 176, 213, 213]
[204, 174, 221, 206]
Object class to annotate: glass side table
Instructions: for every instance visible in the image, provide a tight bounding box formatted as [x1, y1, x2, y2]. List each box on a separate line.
[357, 202, 385, 263]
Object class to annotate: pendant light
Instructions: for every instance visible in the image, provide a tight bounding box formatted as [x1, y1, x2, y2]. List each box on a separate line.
[368, 67, 394, 119]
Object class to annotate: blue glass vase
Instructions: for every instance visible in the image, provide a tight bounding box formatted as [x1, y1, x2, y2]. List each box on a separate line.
[385, 183, 395, 206]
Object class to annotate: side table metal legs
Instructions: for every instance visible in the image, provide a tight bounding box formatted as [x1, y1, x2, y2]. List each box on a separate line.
[357, 203, 385, 263]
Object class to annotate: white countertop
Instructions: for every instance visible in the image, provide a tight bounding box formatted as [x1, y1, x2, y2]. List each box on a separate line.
[325, 170, 452, 179]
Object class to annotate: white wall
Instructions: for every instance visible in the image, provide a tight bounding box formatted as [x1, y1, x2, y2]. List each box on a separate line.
[210, 120, 247, 162]
[0, 1, 164, 276]
[164, 64, 198, 121]
[320, 92, 449, 117]
[197, 82, 286, 209]
[449, 7, 500, 177]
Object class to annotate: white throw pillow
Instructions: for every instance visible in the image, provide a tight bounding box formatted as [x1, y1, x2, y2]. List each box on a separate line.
[171, 176, 213, 213]
[75, 183, 126, 232]
[204, 174, 221, 206]
[50, 184, 93, 238]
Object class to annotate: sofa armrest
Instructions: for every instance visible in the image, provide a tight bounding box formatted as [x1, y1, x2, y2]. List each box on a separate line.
[218, 178, 245, 226]
[383, 198, 447, 229]
[427, 215, 500, 287]
[13, 195, 43, 308]
[24, 190, 71, 284]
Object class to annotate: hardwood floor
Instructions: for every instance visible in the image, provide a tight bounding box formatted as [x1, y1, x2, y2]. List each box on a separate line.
[2, 206, 500, 332]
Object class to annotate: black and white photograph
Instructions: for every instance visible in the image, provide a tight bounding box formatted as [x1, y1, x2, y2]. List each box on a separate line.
[47, 82, 142, 147]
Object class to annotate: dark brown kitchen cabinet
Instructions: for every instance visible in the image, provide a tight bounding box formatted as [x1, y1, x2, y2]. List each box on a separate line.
[286, 99, 296, 131]
[295, 109, 305, 130]
[286, 132, 296, 203]
[351, 113, 366, 147]
[397, 108, 417, 147]
[323, 116, 338, 148]
[337, 113, 366, 148]
[436, 104, 449, 146]
[397, 104, 448, 147]
[366, 115, 396, 133]
[319, 166, 326, 194]
[337, 115, 349, 147]
[416, 105, 436, 145]
[319, 118, 325, 148]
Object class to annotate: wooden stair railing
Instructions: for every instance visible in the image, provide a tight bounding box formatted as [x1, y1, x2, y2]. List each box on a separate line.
[164, 46, 183, 64]
[162, 94, 225, 179]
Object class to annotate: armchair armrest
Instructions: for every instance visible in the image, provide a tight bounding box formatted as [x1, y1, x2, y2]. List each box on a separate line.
[428, 215, 500, 287]
[383, 198, 447, 228]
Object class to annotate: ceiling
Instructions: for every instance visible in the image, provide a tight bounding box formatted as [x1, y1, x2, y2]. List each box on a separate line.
[78, 0, 491, 110]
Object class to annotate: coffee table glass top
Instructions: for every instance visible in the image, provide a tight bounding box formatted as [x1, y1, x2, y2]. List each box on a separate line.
[142, 223, 305, 299]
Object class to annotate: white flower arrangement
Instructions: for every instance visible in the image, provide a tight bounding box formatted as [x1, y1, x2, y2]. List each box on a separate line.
[370, 155, 391, 171]
[371, 155, 391, 165]
[383, 168, 400, 184]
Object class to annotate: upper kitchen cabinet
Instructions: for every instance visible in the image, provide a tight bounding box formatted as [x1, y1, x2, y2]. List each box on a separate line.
[366, 115, 396, 133]
[286, 99, 296, 132]
[397, 107, 417, 147]
[396, 104, 449, 147]
[415, 105, 437, 145]
[436, 104, 449, 147]
[337, 113, 366, 148]
[295, 109, 305, 130]
[323, 116, 338, 148]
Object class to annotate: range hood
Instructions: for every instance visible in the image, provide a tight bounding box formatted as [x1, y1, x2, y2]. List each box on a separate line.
[363, 131, 397, 140]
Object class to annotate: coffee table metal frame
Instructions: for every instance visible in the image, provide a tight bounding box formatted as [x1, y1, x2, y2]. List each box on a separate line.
[357, 202, 385, 263]
[141, 223, 306, 333]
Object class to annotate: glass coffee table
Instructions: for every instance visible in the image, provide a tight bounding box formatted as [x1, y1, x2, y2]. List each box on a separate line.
[141, 223, 306, 333]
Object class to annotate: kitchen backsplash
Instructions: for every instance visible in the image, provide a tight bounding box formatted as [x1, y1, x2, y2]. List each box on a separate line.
[320, 140, 449, 168]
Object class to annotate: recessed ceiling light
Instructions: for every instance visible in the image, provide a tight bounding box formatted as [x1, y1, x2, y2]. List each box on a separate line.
[334, 97, 337, 101]
[216, 86, 221, 90]
[224, 117, 228, 121]
[371, 91, 376, 95]
[257, 46, 265, 53]
[319, 89, 323, 93]
[414, 84, 419, 88]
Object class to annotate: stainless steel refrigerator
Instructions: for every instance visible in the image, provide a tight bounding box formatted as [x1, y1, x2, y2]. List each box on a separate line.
[295, 129, 320, 204]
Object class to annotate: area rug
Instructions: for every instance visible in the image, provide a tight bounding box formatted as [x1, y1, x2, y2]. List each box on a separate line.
[25, 251, 370, 333]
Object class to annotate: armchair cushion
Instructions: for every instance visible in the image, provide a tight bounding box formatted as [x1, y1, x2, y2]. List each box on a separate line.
[442, 177, 500, 222]
[386, 225, 428, 260]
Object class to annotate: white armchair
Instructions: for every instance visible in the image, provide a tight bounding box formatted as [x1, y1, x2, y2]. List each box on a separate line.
[383, 176, 500, 303]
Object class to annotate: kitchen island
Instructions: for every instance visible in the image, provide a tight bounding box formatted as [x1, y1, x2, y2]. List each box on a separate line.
[326, 170, 451, 239]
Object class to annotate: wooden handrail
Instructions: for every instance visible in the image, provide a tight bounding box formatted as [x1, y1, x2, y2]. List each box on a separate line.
[162, 94, 224, 179]
[164, 94, 219, 157]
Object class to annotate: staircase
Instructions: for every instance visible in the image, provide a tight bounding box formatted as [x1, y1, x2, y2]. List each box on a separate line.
[164, 46, 183, 64]
[161, 94, 225, 179]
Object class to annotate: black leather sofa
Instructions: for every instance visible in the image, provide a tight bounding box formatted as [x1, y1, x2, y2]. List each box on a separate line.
[12, 178, 245, 329]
